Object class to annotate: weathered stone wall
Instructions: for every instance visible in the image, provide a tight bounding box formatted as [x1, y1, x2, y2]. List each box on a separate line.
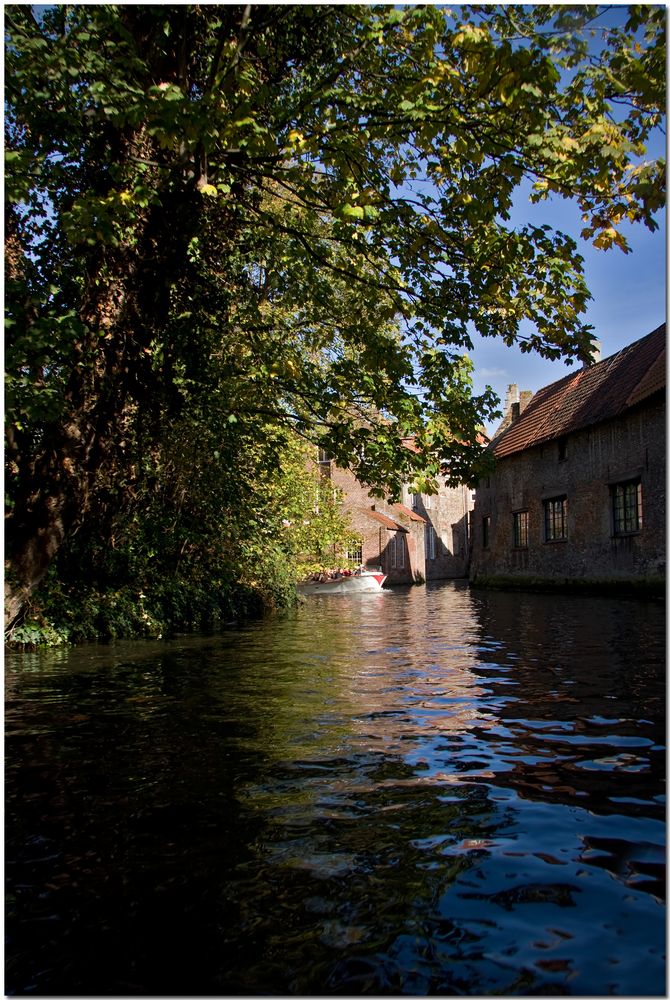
[470, 396, 665, 585]
[401, 484, 473, 580]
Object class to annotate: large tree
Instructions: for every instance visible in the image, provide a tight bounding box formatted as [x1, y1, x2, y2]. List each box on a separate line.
[5, 4, 665, 627]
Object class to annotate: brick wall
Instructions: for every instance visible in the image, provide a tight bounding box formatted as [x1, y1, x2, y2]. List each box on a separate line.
[329, 464, 419, 584]
[470, 396, 665, 584]
[324, 461, 474, 584]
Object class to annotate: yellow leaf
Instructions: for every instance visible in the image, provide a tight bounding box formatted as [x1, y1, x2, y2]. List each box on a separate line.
[287, 129, 306, 148]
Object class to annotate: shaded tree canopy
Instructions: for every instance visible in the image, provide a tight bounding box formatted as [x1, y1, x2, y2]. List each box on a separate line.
[5, 4, 665, 628]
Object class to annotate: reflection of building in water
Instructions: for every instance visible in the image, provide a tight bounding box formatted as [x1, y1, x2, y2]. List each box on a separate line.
[466, 588, 666, 819]
[343, 583, 494, 758]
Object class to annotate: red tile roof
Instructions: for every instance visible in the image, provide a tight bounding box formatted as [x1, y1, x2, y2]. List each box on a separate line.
[401, 436, 421, 454]
[365, 509, 408, 531]
[493, 324, 665, 459]
[391, 502, 427, 523]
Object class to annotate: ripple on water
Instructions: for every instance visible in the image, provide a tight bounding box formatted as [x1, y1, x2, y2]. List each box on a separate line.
[4, 583, 666, 996]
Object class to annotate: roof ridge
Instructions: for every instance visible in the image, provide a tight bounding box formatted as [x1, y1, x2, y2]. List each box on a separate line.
[491, 323, 665, 459]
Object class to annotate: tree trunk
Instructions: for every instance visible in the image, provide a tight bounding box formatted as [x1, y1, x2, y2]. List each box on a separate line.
[5, 492, 71, 631]
[4, 7, 237, 632]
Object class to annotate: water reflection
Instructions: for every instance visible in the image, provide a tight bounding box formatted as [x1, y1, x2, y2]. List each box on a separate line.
[464, 589, 666, 824]
[5, 583, 665, 996]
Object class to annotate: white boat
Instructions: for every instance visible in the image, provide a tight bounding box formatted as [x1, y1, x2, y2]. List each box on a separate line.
[297, 569, 386, 596]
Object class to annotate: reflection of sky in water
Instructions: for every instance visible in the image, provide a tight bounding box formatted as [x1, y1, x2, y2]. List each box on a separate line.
[5, 583, 665, 996]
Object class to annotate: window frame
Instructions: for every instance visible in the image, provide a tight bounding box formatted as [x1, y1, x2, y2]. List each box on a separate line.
[543, 495, 568, 542]
[390, 532, 406, 569]
[513, 509, 529, 549]
[346, 543, 363, 566]
[612, 478, 643, 536]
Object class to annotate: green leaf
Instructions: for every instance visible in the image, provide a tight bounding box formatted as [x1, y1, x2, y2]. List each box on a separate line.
[340, 204, 365, 219]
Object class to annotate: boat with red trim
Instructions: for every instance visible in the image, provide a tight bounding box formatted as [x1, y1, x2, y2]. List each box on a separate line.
[297, 567, 386, 595]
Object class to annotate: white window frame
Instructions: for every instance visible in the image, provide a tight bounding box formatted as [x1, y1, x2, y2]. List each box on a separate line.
[346, 543, 363, 565]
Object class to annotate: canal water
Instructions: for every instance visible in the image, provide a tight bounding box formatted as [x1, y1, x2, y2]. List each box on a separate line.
[5, 582, 665, 996]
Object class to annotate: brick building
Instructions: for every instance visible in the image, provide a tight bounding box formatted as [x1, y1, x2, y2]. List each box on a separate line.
[470, 323, 665, 590]
[318, 452, 475, 585]
[397, 479, 474, 581]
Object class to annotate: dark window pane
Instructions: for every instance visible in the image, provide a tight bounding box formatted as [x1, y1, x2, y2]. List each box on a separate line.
[544, 497, 567, 541]
[513, 511, 529, 548]
[613, 480, 642, 534]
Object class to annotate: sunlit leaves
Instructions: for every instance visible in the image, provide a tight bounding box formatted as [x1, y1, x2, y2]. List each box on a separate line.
[4, 3, 665, 615]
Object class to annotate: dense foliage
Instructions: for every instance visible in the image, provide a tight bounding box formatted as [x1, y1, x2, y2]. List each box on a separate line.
[5, 4, 665, 639]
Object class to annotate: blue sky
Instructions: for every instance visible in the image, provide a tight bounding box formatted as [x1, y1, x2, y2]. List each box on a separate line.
[465, 16, 667, 436]
[469, 186, 666, 432]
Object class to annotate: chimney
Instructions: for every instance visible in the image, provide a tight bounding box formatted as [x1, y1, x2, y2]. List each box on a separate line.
[511, 401, 521, 422]
[504, 383, 520, 411]
[519, 390, 533, 412]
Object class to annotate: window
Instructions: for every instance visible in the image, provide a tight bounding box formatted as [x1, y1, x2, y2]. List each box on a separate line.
[557, 437, 568, 462]
[424, 493, 432, 510]
[390, 533, 406, 569]
[612, 479, 642, 535]
[544, 496, 567, 541]
[411, 492, 419, 510]
[513, 510, 529, 548]
[317, 447, 331, 464]
[346, 543, 363, 566]
[482, 515, 491, 549]
[426, 525, 436, 560]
